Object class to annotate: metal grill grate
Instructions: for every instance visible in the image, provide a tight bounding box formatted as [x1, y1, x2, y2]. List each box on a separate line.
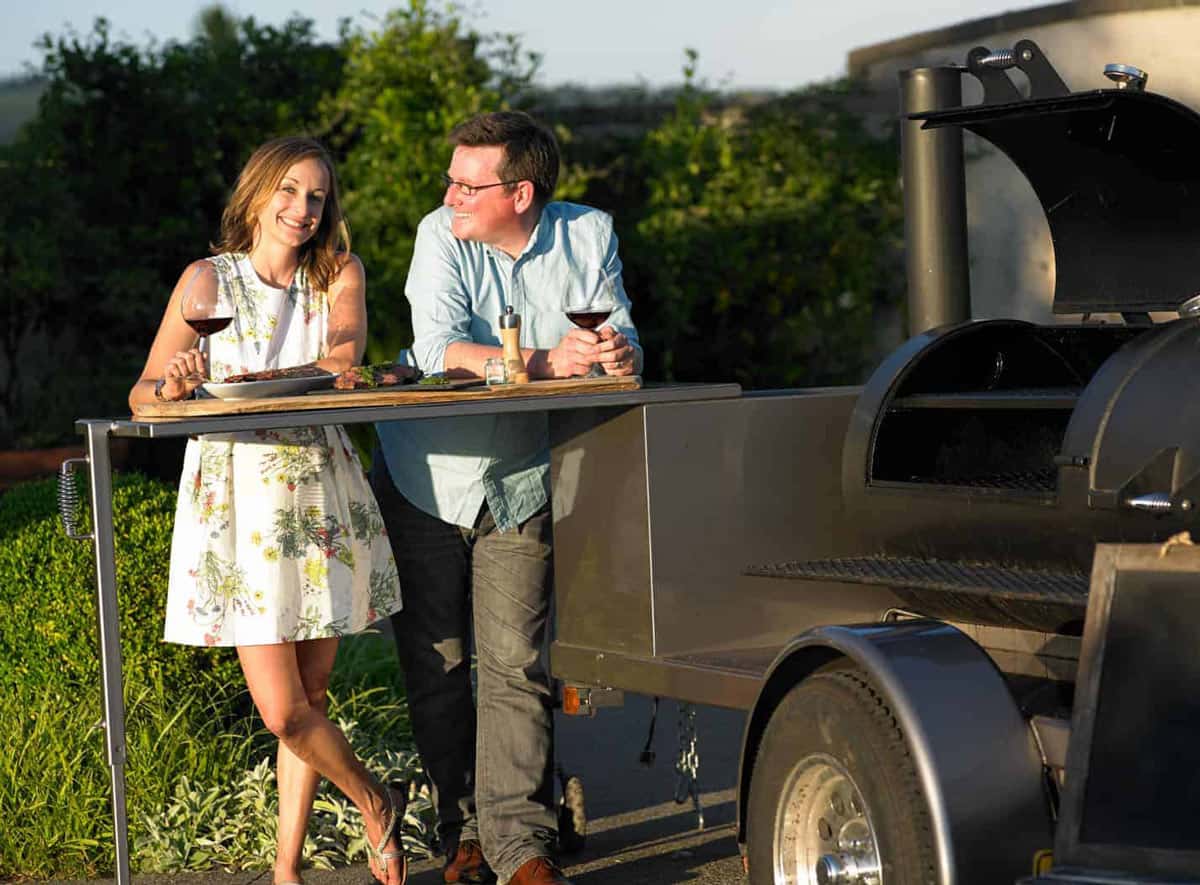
[905, 468, 1057, 492]
[745, 555, 1088, 607]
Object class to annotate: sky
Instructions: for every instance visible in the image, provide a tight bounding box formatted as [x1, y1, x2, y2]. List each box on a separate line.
[1, 0, 1046, 89]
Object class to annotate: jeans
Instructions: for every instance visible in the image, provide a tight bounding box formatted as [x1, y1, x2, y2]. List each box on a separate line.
[369, 455, 556, 883]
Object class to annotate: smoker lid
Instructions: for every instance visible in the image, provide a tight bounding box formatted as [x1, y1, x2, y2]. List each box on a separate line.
[918, 89, 1200, 315]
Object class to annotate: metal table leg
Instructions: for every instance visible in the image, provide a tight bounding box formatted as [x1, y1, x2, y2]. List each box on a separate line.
[85, 422, 131, 885]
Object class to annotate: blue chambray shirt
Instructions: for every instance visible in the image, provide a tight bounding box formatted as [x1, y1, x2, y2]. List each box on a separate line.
[375, 202, 641, 531]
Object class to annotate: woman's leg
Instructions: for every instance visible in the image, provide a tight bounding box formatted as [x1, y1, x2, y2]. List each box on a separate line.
[272, 639, 338, 884]
[238, 640, 406, 885]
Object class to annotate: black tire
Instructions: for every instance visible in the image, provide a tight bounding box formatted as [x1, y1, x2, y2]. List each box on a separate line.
[746, 667, 936, 885]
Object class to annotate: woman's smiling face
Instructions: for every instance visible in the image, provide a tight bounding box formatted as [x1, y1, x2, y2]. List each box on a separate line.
[255, 156, 329, 249]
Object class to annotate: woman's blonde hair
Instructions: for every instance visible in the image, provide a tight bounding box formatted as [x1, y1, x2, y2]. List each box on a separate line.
[213, 136, 350, 293]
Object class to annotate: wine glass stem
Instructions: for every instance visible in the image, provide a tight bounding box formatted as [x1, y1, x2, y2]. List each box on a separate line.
[187, 335, 209, 382]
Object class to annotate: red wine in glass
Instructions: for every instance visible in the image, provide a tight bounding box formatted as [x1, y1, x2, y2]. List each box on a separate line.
[179, 262, 232, 383]
[565, 309, 612, 331]
[564, 271, 619, 377]
[185, 316, 233, 337]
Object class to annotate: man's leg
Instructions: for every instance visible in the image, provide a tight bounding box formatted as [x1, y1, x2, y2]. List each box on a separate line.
[370, 456, 478, 850]
[471, 505, 557, 882]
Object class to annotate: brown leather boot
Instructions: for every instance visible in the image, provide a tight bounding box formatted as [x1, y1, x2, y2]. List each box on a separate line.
[507, 857, 574, 885]
[443, 839, 497, 884]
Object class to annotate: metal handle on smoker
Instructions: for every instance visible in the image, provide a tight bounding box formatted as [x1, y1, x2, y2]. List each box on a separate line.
[58, 457, 93, 540]
[1123, 492, 1192, 514]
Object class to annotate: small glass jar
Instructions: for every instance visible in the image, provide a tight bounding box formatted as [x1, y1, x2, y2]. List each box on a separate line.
[484, 357, 508, 386]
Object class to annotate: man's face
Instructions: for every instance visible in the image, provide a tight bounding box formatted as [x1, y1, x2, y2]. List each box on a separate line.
[442, 145, 519, 245]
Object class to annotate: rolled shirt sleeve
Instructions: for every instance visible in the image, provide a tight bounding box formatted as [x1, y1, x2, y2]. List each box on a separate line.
[405, 213, 475, 375]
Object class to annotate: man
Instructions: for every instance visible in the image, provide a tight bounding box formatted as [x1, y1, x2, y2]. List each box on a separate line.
[370, 111, 641, 885]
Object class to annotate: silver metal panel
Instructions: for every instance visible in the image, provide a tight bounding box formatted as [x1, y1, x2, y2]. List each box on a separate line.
[548, 388, 911, 708]
[551, 407, 654, 656]
[644, 389, 872, 655]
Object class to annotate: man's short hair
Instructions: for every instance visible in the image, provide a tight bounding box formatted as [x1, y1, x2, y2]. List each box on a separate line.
[449, 111, 560, 207]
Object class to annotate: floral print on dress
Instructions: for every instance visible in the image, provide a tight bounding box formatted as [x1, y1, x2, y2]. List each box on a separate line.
[282, 606, 348, 643]
[190, 441, 232, 534]
[349, 500, 385, 542]
[257, 429, 331, 489]
[187, 550, 256, 641]
[367, 566, 400, 623]
[162, 252, 402, 647]
[272, 505, 355, 570]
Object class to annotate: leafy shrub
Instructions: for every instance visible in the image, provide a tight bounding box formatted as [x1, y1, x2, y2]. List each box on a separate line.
[133, 699, 432, 874]
[627, 57, 906, 388]
[0, 475, 425, 879]
[0, 652, 428, 879]
[0, 473, 241, 699]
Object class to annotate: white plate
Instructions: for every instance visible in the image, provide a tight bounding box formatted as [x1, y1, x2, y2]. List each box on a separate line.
[202, 374, 334, 400]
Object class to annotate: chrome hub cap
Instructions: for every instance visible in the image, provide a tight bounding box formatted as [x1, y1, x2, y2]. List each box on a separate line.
[772, 753, 882, 885]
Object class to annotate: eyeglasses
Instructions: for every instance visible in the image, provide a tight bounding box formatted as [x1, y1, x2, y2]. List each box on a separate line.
[440, 173, 522, 197]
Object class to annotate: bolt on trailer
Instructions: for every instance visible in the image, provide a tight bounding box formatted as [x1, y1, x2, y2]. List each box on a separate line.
[547, 41, 1200, 885]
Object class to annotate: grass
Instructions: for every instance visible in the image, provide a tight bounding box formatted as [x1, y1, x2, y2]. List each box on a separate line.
[0, 670, 258, 879]
[0, 629, 419, 879]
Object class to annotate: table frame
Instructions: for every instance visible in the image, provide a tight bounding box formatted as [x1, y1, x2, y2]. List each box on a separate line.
[74, 382, 740, 884]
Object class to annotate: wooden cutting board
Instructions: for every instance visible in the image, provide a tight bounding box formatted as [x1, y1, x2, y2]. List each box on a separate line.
[132, 375, 642, 420]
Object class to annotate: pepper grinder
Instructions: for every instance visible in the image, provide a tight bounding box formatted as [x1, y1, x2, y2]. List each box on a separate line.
[499, 306, 530, 384]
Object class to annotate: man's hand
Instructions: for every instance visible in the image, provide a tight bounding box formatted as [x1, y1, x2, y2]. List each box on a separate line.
[542, 328, 604, 378]
[594, 327, 638, 376]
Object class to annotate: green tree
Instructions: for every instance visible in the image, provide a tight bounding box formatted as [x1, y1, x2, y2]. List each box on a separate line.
[325, 0, 539, 362]
[628, 55, 905, 388]
[0, 15, 343, 445]
[0, 132, 80, 446]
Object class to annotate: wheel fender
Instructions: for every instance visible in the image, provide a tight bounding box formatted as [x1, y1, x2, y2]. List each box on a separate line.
[736, 620, 1052, 885]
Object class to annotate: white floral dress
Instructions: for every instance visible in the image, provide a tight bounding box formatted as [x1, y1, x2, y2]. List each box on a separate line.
[163, 252, 402, 647]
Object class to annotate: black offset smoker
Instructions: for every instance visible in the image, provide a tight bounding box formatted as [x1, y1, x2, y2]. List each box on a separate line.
[546, 41, 1200, 885]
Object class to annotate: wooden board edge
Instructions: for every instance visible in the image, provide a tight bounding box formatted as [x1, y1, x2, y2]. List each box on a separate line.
[131, 375, 643, 419]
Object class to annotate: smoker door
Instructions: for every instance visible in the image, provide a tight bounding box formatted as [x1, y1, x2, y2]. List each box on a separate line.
[919, 89, 1200, 315]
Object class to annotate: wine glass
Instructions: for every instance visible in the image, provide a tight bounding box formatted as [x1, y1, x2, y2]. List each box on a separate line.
[564, 270, 619, 378]
[179, 262, 233, 383]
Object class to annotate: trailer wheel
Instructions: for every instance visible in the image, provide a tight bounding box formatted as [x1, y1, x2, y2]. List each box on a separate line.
[746, 668, 936, 885]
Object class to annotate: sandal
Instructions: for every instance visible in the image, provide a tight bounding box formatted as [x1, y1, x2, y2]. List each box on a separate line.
[368, 783, 408, 885]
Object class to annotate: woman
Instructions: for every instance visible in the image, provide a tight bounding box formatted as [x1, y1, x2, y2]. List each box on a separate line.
[129, 136, 406, 885]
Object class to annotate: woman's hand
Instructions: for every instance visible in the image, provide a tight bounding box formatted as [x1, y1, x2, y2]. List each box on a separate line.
[159, 348, 208, 400]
